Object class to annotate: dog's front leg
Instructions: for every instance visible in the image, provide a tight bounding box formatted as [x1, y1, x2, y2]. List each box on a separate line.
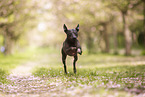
[73, 55, 78, 74]
[62, 49, 67, 74]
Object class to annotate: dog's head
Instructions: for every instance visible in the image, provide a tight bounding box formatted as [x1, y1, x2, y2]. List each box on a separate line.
[63, 24, 79, 42]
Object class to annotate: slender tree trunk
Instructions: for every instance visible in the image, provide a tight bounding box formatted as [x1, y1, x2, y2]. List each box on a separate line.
[103, 23, 109, 53]
[112, 21, 118, 54]
[86, 34, 94, 54]
[143, 0, 145, 48]
[3, 32, 13, 55]
[122, 12, 132, 55]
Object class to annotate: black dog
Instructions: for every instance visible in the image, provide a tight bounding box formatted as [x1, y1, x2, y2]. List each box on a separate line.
[61, 24, 82, 74]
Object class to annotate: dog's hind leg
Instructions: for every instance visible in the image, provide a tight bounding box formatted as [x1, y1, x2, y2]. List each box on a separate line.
[73, 55, 78, 74]
[62, 49, 67, 74]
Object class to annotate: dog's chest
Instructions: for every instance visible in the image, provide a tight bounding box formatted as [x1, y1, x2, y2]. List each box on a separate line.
[63, 41, 77, 56]
[66, 47, 77, 56]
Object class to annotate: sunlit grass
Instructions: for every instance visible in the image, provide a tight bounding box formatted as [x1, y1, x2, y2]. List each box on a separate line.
[32, 48, 145, 95]
[0, 47, 59, 83]
[0, 47, 145, 95]
[0, 50, 34, 83]
[33, 64, 145, 94]
[0, 69, 8, 84]
[0, 52, 33, 71]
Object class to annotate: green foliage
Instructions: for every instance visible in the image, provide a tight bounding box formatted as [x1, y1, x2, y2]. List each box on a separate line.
[0, 0, 39, 55]
[0, 0, 144, 54]
[130, 20, 143, 33]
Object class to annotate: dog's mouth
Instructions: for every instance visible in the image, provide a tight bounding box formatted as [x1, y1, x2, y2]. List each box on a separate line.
[67, 37, 77, 44]
[72, 38, 77, 42]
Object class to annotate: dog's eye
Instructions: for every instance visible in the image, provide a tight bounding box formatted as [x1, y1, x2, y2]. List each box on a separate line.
[74, 32, 78, 36]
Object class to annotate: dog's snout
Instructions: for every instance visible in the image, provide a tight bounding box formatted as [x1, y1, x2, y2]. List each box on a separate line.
[72, 33, 77, 39]
[73, 37, 76, 39]
[72, 37, 77, 41]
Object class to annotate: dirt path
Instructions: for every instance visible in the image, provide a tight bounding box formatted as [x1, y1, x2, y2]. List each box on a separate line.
[0, 61, 84, 97]
[0, 54, 145, 97]
[0, 61, 55, 97]
[10, 62, 38, 77]
[0, 55, 71, 97]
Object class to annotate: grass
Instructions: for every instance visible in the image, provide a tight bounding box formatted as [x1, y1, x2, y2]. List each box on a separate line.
[0, 47, 144, 96]
[33, 65, 145, 96]
[0, 69, 8, 84]
[1, 55, 29, 70]
[33, 65, 144, 89]
[0, 47, 61, 84]
[0, 47, 52, 83]
[0, 51, 33, 83]
[32, 48, 145, 96]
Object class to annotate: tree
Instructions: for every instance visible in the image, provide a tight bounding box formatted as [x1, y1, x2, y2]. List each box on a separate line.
[109, 0, 142, 55]
[0, 0, 38, 55]
[142, 0, 145, 48]
[50, 0, 117, 53]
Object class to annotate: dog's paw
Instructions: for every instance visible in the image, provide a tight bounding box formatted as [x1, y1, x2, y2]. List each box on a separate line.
[77, 48, 82, 55]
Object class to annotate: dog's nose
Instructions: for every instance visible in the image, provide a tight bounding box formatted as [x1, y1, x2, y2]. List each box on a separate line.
[73, 37, 76, 39]
[73, 37, 77, 40]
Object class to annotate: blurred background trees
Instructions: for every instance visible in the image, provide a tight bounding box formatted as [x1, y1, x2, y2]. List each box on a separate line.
[0, 0, 144, 55]
[0, 0, 39, 55]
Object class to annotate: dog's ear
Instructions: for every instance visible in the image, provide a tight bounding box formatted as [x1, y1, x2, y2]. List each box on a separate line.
[75, 24, 79, 32]
[63, 24, 68, 33]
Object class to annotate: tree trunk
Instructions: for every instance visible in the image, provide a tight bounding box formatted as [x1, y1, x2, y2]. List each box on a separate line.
[3, 32, 13, 55]
[122, 12, 132, 55]
[103, 23, 109, 53]
[86, 34, 94, 54]
[143, 0, 145, 48]
[112, 21, 118, 54]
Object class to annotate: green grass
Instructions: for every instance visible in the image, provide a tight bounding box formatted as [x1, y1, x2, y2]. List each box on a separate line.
[0, 47, 52, 83]
[0, 69, 8, 84]
[0, 52, 33, 71]
[33, 65, 145, 96]
[0, 47, 60, 83]
[32, 50, 145, 95]
[33, 65, 144, 89]
[0, 51, 33, 83]
[0, 47, 145, 96]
